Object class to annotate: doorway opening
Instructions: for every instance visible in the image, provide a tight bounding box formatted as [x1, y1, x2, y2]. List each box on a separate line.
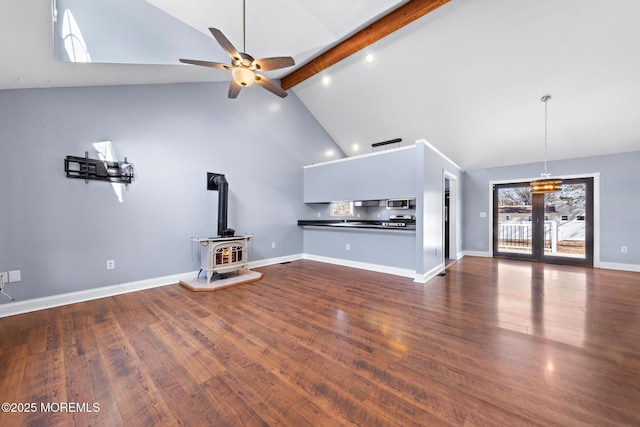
[444, 172, 458, 267]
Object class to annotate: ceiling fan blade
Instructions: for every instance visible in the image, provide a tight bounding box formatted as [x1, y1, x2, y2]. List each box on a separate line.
[254, 56, 295, 71]
[228, 79, 242, 99]
[179, 59, 232, 69]
[255, 74, 288, 98]
[209, 28, 241, 61]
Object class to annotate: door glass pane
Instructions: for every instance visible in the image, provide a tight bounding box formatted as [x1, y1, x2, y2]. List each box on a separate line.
[543, 183, 586, 258]
[497, 186, 533, 255]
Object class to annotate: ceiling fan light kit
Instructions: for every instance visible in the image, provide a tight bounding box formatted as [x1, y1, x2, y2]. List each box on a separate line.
[179, 0, 294, 99]
[531, 95, 562, 195]
[232, 66, 255, 87]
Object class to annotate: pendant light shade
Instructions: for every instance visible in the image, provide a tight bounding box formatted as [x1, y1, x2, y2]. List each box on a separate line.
[531, 95, 562, 194]
[531, 179, 562, 194]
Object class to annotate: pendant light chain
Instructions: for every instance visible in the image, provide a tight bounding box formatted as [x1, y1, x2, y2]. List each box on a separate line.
[530, 94, 561, 194]
[542, 95, 551, 177]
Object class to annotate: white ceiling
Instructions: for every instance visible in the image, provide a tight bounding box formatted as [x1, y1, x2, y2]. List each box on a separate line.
[2, 0, 640, 170]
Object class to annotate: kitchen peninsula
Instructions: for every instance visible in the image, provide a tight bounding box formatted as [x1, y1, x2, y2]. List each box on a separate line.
[300, 218, 417, 278]
[300, 141, 463, 284]
[300, 145, 419, 278]
[299, 212, 416, 274]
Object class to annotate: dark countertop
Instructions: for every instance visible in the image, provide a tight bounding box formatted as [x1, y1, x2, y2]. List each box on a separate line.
[297, 219, 416, 231]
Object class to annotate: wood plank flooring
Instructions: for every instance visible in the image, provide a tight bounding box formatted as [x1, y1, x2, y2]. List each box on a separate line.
[1, 257, 639, 426]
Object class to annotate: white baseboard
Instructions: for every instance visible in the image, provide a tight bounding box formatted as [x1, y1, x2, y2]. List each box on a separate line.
[249, 253, 303, 268]
[462, 250, 491, 257]
[302, 253, 416, 279]
[299, 254, 445, 284]
[599, 262, 640, 273]
[414, 263, 446, 284]
[0, 271, 198, 319]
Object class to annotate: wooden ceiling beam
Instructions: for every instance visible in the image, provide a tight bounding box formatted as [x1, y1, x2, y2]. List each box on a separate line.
[280, 0, 450, 91]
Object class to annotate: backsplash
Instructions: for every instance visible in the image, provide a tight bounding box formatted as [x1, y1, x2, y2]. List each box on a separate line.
[305, 201, 416, 220]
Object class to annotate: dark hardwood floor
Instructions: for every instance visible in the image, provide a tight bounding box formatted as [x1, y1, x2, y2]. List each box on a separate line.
[1, 257, 639, 426]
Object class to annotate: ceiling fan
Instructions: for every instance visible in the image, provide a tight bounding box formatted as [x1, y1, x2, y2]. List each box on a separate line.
[179, 1, 295, 99]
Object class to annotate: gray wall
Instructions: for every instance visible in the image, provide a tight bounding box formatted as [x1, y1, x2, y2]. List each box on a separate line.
[0, 82, 340, 304]
[462, 151, 640, 266]
[303, 228, 416, 270]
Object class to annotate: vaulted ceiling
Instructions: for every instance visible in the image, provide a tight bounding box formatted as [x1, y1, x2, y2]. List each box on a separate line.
[2, 0, 639, 170]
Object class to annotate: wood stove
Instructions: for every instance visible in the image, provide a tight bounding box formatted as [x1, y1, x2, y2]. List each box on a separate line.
[195, 235, 252, 283]
[180, 172, 262, 291]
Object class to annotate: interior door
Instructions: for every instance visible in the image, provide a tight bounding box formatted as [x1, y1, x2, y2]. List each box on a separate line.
[493, 178, 593, 266]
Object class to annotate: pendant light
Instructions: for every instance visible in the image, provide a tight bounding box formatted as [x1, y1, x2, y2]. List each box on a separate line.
[530, 95, 562, 194]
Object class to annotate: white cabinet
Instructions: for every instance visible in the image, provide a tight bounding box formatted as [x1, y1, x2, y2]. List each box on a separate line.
[303, 146, 417, 203]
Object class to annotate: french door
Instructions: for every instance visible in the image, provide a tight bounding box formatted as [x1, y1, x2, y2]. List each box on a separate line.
[493, 178, 593, 266]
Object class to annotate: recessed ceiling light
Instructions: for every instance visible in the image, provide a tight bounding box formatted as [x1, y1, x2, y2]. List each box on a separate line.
[325, 149, 335, 156]
[322, 75, 332, 86]
[352, 143, 360, 151]
[364, 53, 375, 64]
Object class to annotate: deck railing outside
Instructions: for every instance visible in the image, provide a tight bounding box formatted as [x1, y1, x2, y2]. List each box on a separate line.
[497, 222, 557, 252]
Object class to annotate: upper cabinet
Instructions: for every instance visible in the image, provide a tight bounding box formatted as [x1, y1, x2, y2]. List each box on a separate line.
[303, 146, 417, 202]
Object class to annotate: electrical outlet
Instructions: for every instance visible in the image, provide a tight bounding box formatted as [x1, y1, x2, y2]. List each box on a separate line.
[0, 272, 7, 284]
[106, 260, 115, 270]
[346, 243, 350, 250]
[317, 212, 321, 218]
[271, 242, 276, 249]
[8, 270, 21, 282]
[621, 246, 628, 253]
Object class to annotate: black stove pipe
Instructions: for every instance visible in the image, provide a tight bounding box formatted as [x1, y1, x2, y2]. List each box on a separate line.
[213, 174, 229, 237]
